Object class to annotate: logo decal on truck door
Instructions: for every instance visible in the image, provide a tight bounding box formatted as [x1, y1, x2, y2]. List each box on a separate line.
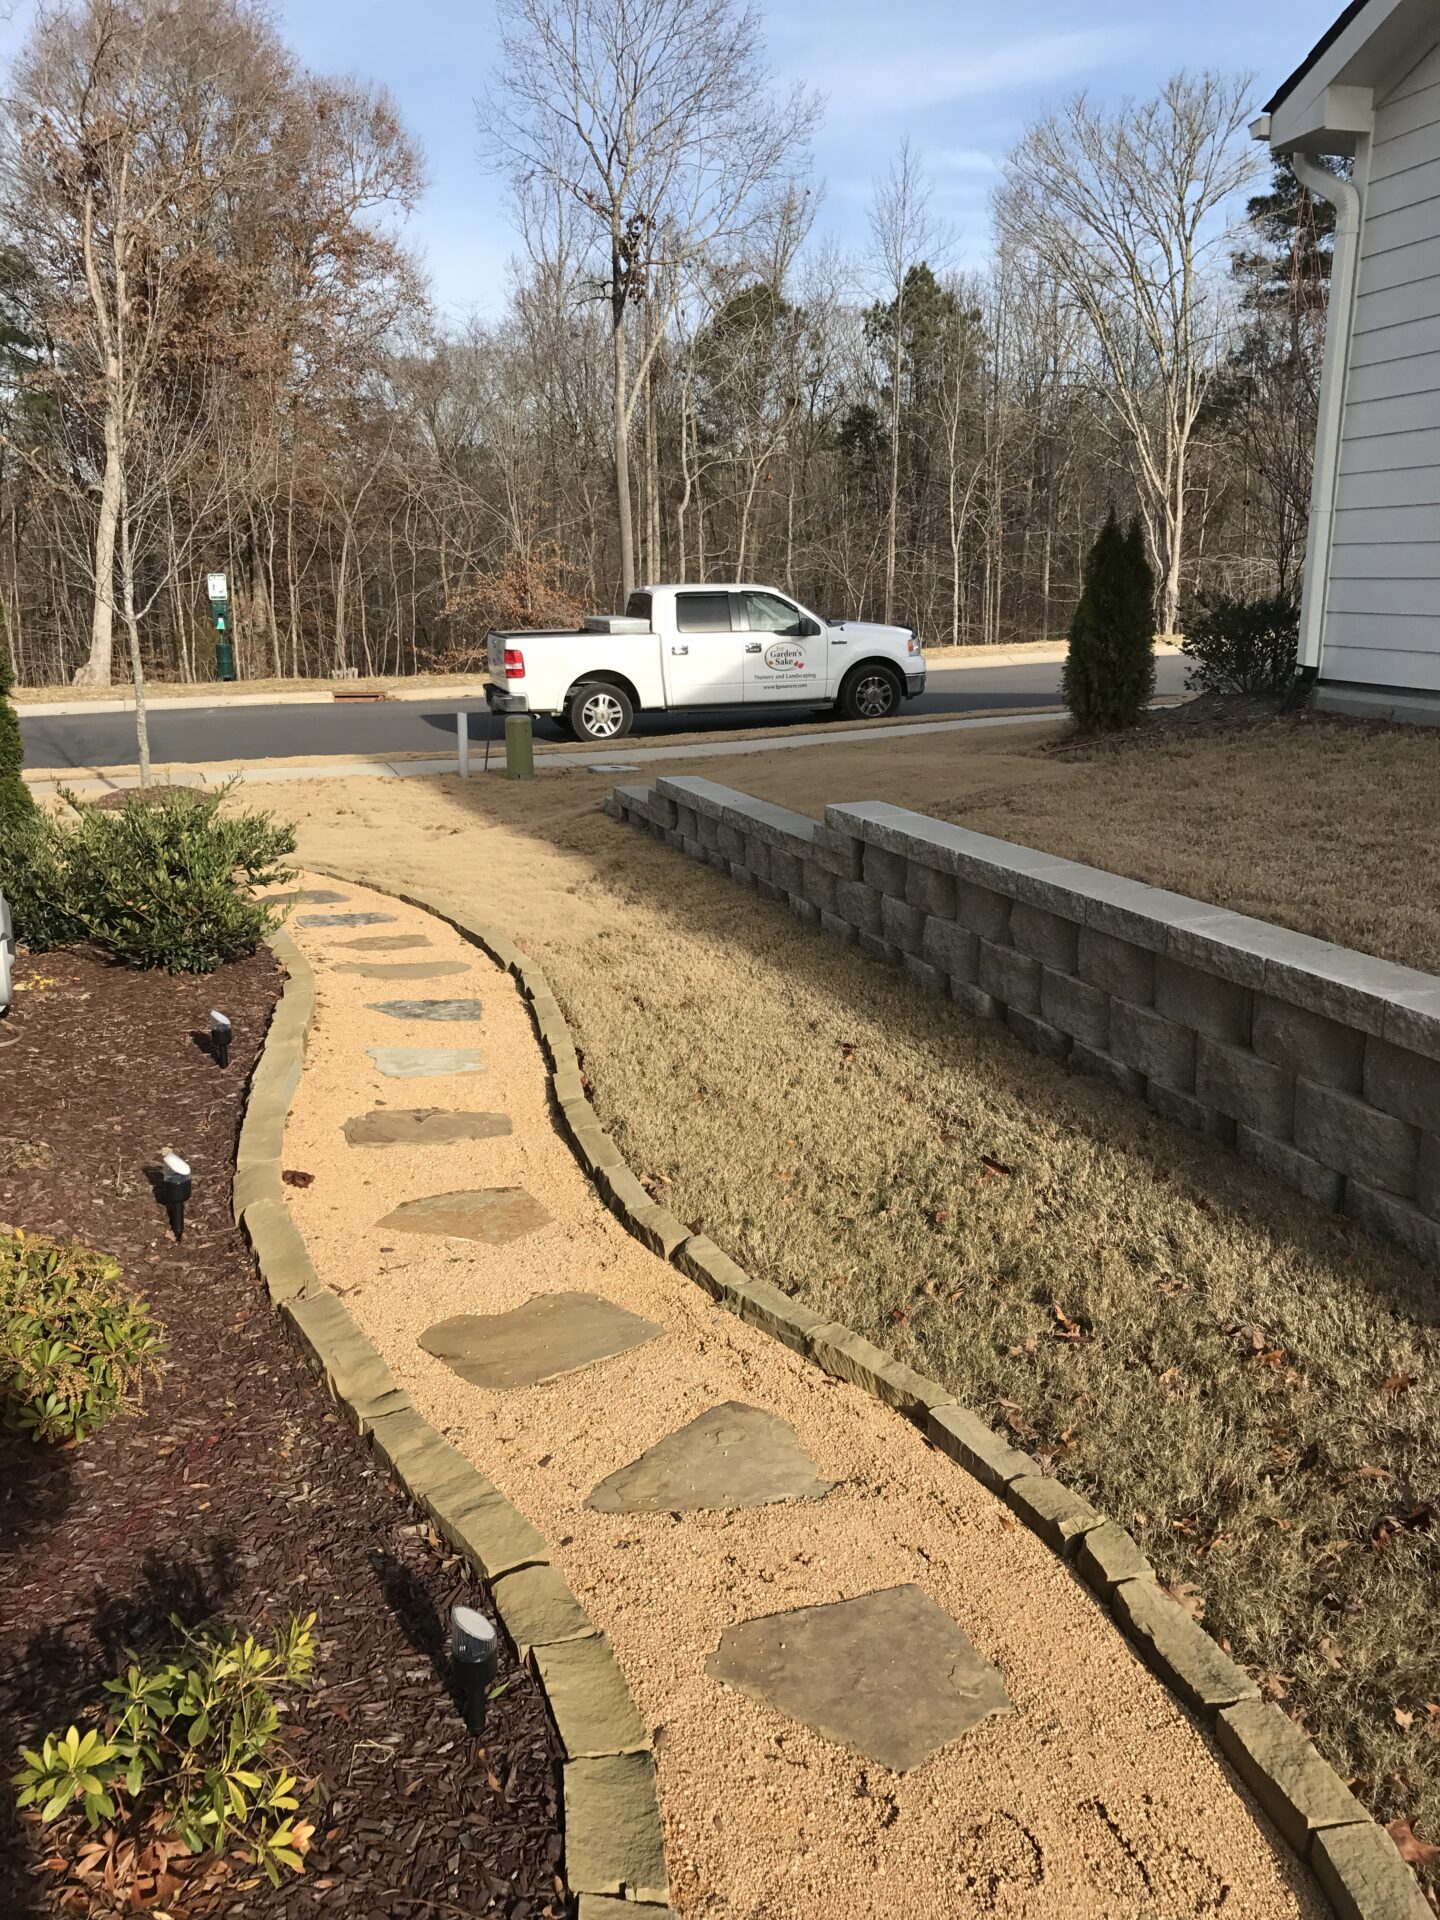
[763, 642, 807, 671]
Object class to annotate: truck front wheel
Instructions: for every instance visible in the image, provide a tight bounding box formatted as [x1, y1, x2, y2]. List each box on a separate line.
[567, 682, 634, 742]
[838, 662, 903, 722]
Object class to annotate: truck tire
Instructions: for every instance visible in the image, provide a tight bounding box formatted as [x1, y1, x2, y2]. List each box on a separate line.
[838, 661, 903, 722]
[568, 681, 634, 742]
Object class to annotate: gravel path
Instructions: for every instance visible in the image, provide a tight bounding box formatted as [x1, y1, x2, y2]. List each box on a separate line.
[279, 875, 1324, 1920]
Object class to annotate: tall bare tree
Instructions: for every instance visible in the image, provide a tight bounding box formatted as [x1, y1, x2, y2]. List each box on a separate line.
[998, 73, 1259, 633]
[488, 0, 811, 601]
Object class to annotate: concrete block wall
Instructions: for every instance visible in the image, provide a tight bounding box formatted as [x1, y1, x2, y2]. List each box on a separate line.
[605, 775, 1440, 1270]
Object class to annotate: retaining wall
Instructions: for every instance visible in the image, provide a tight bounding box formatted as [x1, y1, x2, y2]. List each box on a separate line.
[605, 775, 1440, 1270]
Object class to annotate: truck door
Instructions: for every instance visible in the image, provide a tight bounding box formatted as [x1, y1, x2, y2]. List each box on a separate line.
[664, 590, 746, 707]
[740, 591, 827, 703]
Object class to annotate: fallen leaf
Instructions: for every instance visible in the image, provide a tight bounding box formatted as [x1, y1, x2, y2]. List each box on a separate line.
[1157, 1365, 1182, 1389]
[839, 1042, 857, 1063]
[888, 1306, 910, 1326]
[1165, 1580, 1206, 1622]
[930, 1208, 950, 1226]
[979, 1154, 1012, 1182]
[282, 1168, 314, 1188]
[1052, 1304, 1087, 1343]
[1381, 1374, 1415, 1397]
[1386, 1819, 1440, 1866]
[1254, 1347, 1286, 1370]
[1394, 1707, 1415, 1730]
[1318, 1638, 1344, 1671]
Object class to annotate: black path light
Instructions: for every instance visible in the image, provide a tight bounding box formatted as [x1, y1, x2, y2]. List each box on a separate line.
[209, 1009, 232, 1068]
[161, 1152, 192, 1241]
[450, 1604, 499, 1735]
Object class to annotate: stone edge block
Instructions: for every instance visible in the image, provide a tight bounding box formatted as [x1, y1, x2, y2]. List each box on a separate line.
[1110, 1576, 1260, 1712]
[563, 1752, 670, 1907]
[1310, 1820, 1434, 1920]
[251, 901, 668, 1908]
[1215, 1701, 1369, 1858]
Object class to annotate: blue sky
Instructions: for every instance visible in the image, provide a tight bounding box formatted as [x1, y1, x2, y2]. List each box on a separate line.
[1, 0, 1333, 321]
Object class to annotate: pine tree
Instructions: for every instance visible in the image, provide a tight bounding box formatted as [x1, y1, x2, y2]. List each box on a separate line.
[0, 646, 35, 829]
[1062, 510, 1157, 733]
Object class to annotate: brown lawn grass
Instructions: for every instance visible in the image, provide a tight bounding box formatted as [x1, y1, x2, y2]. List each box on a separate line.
[255, 723, 1440, 1884]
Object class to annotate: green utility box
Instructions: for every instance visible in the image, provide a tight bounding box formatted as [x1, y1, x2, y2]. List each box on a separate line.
[504, 709, 535, 780]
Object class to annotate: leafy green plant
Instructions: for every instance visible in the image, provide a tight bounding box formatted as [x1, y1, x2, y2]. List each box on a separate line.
[1180, 591, 1299, 696]
[0, 783, 296, 972]
[0, 1228, 166, 1443]
[1063, 509, 1157, 733]
[0, 645, 34, 832]
[13, 1614, 317, 1890]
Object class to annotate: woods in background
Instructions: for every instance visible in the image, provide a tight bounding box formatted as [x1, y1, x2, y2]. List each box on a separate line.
[0, 0, 1329, 687]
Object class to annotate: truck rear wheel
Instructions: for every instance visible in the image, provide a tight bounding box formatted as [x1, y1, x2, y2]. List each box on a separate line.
[838, 662, 903, 722]
[568, 682, 634, 742]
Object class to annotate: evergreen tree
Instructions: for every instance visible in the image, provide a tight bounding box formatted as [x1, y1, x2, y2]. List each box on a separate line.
[1062, 510, 1156, 733]
[0, 646, 35, 829]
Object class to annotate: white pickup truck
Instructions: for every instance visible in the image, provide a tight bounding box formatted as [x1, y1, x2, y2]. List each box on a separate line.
[484, 583, 925, 742]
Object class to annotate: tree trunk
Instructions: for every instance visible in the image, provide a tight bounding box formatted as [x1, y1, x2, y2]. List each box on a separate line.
[118, 498, 150, 785]
[612, 299, 635, 604]
[75, 399, 122, 685]
[884, 288, 905, 625]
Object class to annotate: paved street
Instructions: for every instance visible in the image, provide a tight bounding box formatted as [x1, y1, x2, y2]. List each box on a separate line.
[19, 654, 1188, 770]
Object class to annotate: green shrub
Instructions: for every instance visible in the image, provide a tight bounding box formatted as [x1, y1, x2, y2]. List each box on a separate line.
[0, 647, 34, 831]
[0, 1228, 166, 1443]
[1180, 591, 1299, 695]
[1063, 509, 1156, 733]
[0, 784, 296, 972]
[12, 1613, 316, 1889]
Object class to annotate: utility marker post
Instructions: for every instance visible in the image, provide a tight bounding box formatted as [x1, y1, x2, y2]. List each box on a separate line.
[207, 571, 235, 682]
[456, 712, 470, 780]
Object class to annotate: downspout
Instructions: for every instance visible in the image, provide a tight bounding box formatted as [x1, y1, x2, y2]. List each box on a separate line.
[1285, 150, 1363, 678]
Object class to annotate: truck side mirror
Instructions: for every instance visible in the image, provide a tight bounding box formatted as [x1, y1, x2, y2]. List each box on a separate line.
[800, 617, 821, 638]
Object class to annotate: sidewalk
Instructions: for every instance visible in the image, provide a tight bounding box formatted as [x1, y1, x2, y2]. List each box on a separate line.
[277, 872, 1320, 1920]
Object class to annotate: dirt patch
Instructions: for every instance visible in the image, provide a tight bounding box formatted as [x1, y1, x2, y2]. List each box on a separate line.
[244, 770, 1440, 1901]
[0, 945, 563, 1918]
[280, 878, 1324, 1920]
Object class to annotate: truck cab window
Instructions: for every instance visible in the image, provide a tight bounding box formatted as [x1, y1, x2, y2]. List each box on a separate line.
[743, 592, 805, 636]
[625, 592, 652, 623]
[675, 591, 733, 633]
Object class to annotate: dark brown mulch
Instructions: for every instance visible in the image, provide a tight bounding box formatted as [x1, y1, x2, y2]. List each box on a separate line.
[0, 946, 564, 1919]
[88, 785, 206, 811]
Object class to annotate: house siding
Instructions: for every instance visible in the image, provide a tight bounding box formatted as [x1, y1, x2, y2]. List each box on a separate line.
[1326, 31, 1440, 692]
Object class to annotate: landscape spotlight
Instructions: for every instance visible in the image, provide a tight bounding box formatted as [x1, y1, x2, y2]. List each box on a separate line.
[450, 1603, 499, 1736]
[210, 1009, 232, 1068]
[161, 1152, 192, 1241]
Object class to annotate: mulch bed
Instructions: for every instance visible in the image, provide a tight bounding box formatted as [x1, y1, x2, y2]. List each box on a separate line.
[0, 946, 564, 1919]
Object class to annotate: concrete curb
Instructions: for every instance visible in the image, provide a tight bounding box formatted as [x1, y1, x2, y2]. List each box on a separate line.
[308, 862, 1430, 1920]
[242, 916, 673, 1914]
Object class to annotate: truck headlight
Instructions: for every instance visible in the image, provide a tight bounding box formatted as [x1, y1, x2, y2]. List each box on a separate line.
[907, 634, 921, 656]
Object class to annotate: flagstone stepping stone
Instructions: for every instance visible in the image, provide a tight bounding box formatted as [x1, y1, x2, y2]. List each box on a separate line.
[344, 1108, 512, 1147]
[367, 1045, 485, 1078]
[340, 933, 434, 951]
[299, 911, 396, 927]
[420, 1291, 662, 1390]
[586, 1403, 832, 1514]
[271, 887, 350, 905]
[333, 960, 470, 980]
[705, 1584, 1012, 1772]
[368, 998, 484, 1021]
[378, 1186, 551, 1243]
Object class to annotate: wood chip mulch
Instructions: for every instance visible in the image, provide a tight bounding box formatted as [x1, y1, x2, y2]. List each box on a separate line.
[0, 945, 564, 1919]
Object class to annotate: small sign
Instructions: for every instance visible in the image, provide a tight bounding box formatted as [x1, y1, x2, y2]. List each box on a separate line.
[206, 572, 228, 601]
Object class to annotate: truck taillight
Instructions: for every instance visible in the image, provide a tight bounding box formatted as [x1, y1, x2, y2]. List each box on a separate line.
[503, 647, 525, 680]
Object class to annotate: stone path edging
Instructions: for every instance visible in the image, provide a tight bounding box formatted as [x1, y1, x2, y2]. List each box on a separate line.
[304, 867, 1432, 1920]
[240, 925, 677, 1918]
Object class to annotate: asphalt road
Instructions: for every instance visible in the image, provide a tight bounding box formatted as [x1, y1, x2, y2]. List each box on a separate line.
[19, 655, 1189, 770]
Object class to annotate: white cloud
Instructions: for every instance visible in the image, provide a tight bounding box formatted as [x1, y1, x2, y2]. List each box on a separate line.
[803, 26, 1134, 118]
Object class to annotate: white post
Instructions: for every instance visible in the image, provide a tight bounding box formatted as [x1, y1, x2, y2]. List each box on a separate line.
[457, 711, 470, 779]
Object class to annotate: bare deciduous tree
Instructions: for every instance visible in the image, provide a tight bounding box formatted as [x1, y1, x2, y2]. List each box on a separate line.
[488, 0, 811, 601]
[998, 72, 1259, 633]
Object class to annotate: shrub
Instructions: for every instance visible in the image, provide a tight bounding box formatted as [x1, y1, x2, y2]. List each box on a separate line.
[1180, 591, 1299, 696]
[1063, 509, 1157, 733]
[0, 647, 34, 831]
[13, 1614, 316, 1893]
[0, 784, 296, 972]
[0, 1228, 166, 1443]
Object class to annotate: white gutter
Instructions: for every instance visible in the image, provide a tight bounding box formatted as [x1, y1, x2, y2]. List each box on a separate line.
[1285, 152, 1363, 673]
